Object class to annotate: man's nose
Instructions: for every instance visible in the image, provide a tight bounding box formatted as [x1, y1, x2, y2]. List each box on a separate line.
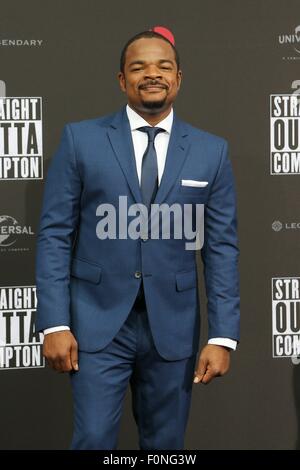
[144, 65, 162, 78]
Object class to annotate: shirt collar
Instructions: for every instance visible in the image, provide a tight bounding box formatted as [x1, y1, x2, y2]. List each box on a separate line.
[126, 103, 173, 134]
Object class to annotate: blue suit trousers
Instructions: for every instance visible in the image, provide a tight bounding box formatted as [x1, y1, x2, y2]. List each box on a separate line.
[70, 283, 197, 450]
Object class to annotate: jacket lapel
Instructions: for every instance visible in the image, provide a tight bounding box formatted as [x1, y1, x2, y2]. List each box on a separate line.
[107, 105, 143, 205]
[153, 112, 189, 205]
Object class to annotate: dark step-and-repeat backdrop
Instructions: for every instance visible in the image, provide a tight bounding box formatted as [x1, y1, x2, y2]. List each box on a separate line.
[0, 0, 299, 450]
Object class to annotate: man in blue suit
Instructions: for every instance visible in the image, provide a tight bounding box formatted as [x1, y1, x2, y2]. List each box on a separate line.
[35, 28, 240, 450]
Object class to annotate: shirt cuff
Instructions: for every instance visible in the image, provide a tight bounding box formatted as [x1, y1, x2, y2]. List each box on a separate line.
[43, 326, 70, 335]
[208, 337, 237, 351]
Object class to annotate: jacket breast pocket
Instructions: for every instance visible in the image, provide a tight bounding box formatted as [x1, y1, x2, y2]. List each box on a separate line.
[175, 269, 197, 291]
[70, 257, 102, 284]
[179, 185, 209, 198]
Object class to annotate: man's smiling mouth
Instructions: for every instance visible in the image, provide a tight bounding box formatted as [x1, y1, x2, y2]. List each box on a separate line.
[141, 86, 166, 91]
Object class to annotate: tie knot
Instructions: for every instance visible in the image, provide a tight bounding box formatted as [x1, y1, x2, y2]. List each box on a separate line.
[138, 126, 165, 142]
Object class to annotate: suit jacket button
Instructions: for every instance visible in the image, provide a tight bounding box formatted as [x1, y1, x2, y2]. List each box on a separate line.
[134, 271, 142, 279]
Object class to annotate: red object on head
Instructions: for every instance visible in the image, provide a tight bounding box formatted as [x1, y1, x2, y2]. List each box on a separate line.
[150, 26, 175, 46]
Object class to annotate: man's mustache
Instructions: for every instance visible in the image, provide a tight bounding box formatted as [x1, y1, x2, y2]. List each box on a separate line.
[139, 82, 168, 89]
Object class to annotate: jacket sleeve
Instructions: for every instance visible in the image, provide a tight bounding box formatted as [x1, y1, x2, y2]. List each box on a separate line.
[200, 139, 240, 342]
[35, 124, 82, 332]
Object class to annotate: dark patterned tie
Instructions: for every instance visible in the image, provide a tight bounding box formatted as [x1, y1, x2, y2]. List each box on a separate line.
[137, 126, 166, 210]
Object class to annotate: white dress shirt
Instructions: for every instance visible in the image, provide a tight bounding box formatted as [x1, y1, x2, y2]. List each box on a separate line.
[44, 104, 237, 351]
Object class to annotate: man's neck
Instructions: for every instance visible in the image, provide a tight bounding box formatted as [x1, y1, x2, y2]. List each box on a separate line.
[127, 104, 172, 126]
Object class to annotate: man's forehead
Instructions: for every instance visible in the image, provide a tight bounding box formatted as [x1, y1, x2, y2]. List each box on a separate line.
[127, 38, 174, 57]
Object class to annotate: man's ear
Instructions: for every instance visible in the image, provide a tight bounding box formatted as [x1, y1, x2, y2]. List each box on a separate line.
[177, 70, 182, 90]
[118, 72, 126, 92]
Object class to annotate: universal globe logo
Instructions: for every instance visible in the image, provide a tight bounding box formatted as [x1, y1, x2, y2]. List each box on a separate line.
[0, 215, 18, 246]
[0, 215, 34, 247]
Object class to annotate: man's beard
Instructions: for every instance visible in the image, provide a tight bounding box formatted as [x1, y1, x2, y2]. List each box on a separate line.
[141, 97, 166, 112]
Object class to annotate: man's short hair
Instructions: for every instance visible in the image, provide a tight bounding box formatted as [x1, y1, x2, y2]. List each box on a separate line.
[120, 30, 180, 73]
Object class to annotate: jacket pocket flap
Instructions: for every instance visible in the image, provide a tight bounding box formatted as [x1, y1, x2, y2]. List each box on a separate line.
[176, 269, 197, 291]
[70, 258, 102, 284]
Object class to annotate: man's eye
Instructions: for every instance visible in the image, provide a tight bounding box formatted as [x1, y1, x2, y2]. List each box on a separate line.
[132, 68, 142, 72]
[161, 67, 172, 70]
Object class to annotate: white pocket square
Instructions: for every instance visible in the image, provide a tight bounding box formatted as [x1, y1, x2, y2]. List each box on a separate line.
[181, 179, 209, 187]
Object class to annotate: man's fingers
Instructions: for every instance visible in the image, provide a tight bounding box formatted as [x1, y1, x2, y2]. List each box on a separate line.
[61, 354, 73, 372]
[55, 356, 68, 372]
[194, 358, 207, 383]
[46, 354, 72, 372]
[201, 366, 221, 384]
[194, 363, 221, 384]
[70, 341, 79, 371]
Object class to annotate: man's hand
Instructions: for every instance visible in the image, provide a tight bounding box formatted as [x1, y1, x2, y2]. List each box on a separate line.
[193, 344, 230, 385]
[43, 330, 79, 372]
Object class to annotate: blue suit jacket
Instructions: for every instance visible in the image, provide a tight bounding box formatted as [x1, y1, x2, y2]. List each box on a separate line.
[35, 105, 240, 360]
